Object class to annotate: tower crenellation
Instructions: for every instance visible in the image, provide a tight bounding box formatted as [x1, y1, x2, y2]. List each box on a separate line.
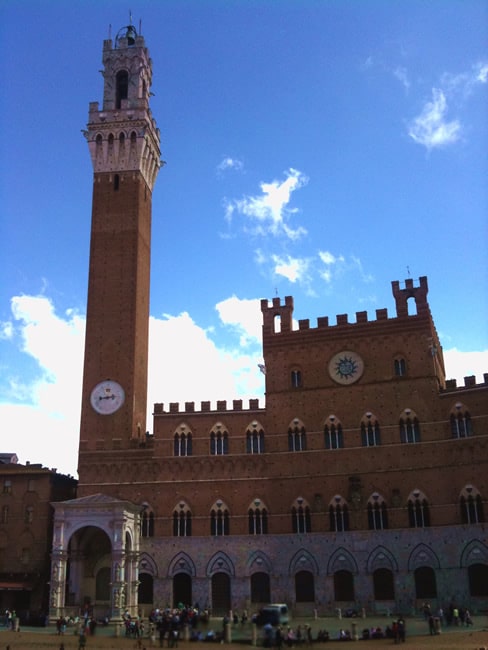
[261, 277, 434, 342]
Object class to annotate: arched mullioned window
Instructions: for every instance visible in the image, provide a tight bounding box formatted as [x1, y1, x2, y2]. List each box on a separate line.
[407, 490, 431, 528]
[367, 493, 388, 530]
[210, 426, 228, 455]
[173, 502, 192, 536]
[329, 495, 349, 532]
[141, 506, 155, 537]
[291, 498, 311, 534]
[450, 403, 473, 438]
[248, 499, 268, 535]
[360, 412, 381, 447]
[291, 369, 302, 388]
[460, 485, 485, 524]
[288, 419, 306, 451]
[399, 409, 420, 443]
[246, 422, 265, 454]
[174, 425, 193, 456]
[210, 500, 230, 536]
[394, 357, 407, 377]
[324, 415, 343, 449]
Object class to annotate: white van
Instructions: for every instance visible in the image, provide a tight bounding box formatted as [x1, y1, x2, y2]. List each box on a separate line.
[255, 603, 289, 626]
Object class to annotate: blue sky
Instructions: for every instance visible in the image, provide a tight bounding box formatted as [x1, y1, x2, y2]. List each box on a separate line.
[0, 0, 487, 477]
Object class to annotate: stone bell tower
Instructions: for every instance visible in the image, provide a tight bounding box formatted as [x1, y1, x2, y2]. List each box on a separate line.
[78, 24, 161, 479]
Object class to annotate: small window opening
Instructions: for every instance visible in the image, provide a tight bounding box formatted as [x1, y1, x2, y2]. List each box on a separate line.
[114, 174, 120, 191]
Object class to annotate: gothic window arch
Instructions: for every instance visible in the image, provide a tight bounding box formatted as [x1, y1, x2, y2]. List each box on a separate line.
[174, 424, 193, 456]
[246, 421, 265, 454]
[450, 403, 473, 438]
[248, 499, 268, 535]
[360, 412, 381, 447]
[394, 357, 407, 377]
[367, 493, 388, 530]
[407, 490, 431, 528]
[288, 419, 307, 451]
[291, 368, 302, 388]
[324, 415, 343, 449]
[173, 502, 192, 537]
[460, 485, 484, 524]
[329, 495, 349, 532]
[291, 497, 311, 534]
[210, 424, 228, 455]
[141, 505, 155, 537]
[399, 408, 421, 443]
[211, 500, 230, 536]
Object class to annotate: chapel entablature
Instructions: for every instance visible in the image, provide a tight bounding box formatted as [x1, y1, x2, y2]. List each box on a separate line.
[154, 399, 263, 415]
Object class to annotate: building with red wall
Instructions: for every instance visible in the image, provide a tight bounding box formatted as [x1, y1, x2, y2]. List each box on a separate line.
[48, 24, 488, 623]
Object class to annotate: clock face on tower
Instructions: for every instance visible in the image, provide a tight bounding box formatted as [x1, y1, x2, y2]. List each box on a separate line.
[90, 380, 125, 415]
[328, 350, 364, 385]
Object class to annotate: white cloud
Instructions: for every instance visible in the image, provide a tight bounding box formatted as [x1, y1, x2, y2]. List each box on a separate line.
[318, 250, 344, 266]
[272, 254, 311, 283]
[475, 62, 488, 83]
[217, 156, 244, 173]
[441, 61, 488, 96]
[224, 168, 308, 240]
[1, 293, 486, 478]
[408, 61, 487, 150]
[0, 295, 85, 477]
[350, 255, 374, 283]
[215, 296, 262, 345]
[408, 88, 461, 150]
[443, 348, 488, 385]
[317, 250, 346, 283]
[393, 66, 410, 93]
[0, 321, 13, 340]
[0, 296, 266, 476]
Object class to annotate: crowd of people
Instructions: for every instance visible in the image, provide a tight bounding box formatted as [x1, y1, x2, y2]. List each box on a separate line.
[421, 601, 474, 635]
